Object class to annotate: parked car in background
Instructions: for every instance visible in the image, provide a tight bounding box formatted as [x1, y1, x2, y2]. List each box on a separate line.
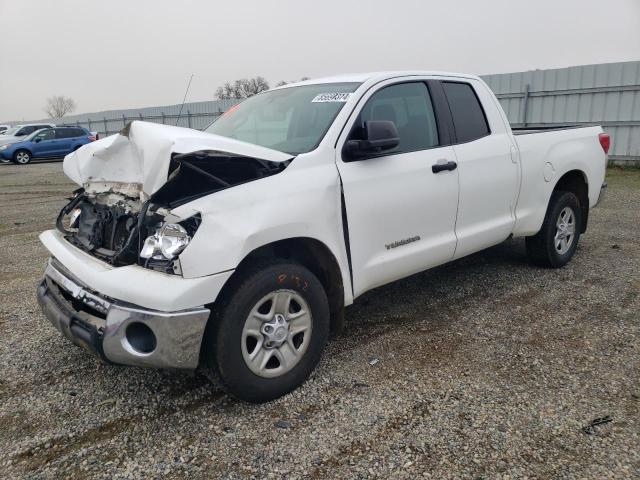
[0, 126, 95, 164]
[0, 123, 56, 146]
[0, 125, 11, 133]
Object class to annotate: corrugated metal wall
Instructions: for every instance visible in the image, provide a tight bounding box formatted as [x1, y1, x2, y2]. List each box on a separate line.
[482, 61, 640, 164]
[7, 61, 639, 164]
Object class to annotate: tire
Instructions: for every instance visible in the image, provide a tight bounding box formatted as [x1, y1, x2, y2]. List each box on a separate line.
[13, 149, 32, 165]
[526, 191, 582, 268]
[203, 260, 330, 403]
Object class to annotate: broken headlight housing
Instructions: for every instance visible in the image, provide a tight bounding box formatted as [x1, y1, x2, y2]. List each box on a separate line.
[138, 213, 201, 274]
[140, 222, 191, 261]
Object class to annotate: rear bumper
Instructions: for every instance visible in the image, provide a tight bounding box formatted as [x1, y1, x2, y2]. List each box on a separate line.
[595, 181, 607, 207]
[37, 259, 210, 369]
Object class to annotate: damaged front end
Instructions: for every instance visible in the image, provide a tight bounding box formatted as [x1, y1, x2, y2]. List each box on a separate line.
[57, 149, 289, 274]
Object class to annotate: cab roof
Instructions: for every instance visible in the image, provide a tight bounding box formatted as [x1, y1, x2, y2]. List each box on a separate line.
[274, 71, 481, 89]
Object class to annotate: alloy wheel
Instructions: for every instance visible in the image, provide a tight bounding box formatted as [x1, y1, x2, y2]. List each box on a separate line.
[15, 152, 30, 164]
[241, 289, 313, 378]
[554, 206, 575, 254]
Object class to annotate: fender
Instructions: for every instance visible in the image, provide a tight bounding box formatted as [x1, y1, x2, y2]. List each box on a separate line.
[171, 154, 355, 306]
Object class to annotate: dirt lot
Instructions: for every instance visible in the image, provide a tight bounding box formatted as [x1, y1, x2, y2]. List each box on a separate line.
[0, 162, 638, 479]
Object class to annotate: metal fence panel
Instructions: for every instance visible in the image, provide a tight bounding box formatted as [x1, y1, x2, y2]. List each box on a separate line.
[6, 99, 239, 138]
[482, 61, 640, 163]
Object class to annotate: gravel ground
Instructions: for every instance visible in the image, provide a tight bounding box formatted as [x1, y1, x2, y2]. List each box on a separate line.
[0, 162, 638, 479]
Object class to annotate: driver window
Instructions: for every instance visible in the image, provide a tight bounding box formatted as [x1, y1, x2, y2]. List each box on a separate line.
[36, 130, 55, 141]
[352, 82, 439, 153]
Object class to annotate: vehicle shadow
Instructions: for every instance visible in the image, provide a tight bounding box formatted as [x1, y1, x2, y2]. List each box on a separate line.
[0, 157, 65, 166]
[340, 237, 529, 332]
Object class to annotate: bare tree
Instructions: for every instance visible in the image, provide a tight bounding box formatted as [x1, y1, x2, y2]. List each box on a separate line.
[44, 95, 77, 118]
[216, 76, 270, 100]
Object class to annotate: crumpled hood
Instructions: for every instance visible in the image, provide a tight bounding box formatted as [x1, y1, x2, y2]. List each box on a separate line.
[63, 121, 291, 198]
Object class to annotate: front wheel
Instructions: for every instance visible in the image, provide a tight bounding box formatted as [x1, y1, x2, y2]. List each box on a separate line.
[526, 191, 582, 268]
[13, 149, 32, 164]
[203, 261, 330, 403]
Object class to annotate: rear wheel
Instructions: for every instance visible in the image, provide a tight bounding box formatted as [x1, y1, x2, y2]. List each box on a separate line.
[203, 261, 330, 403]
[13, 150, 32, 165]
[526, 191, 581, 268]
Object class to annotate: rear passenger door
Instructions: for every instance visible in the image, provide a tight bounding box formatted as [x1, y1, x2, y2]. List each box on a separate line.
[53, 128, 75, 156]
[440, 80, 519, 259]
[336, 80, 459, 297]
[66, 128, 87, 150]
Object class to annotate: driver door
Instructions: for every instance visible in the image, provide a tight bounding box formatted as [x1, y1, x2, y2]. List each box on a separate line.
[30, 129, 56, 157]
[336, 81, 459, 297]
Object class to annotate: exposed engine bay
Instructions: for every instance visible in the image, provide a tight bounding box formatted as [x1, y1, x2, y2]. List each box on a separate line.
[57, 152, 290, 273]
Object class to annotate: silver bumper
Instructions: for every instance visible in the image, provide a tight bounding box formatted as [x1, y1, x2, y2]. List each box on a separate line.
[37, 259, 210, 369]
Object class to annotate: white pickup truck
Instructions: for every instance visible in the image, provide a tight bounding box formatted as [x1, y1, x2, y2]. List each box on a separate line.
[37, 71, 609, 402]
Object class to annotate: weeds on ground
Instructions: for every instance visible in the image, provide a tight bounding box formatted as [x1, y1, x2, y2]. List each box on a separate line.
[606, 167, 640, 188]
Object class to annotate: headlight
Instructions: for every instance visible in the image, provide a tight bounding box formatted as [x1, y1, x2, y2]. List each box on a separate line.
[68, 208, 81, 228]
[140, 223, 191, 260]
[0, 145, 9, 150]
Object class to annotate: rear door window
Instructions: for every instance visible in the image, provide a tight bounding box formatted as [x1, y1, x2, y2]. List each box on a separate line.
[55, 128, 82, 138]
[442, 82, 490, 143]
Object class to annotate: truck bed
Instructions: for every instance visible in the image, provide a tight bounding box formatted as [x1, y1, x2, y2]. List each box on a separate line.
[511, 124, 605, 237]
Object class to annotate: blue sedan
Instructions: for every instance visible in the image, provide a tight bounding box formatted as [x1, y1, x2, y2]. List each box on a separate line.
[0, 127, 96, 164]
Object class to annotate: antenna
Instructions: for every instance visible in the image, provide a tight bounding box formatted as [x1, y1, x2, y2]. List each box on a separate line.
[175, 73, 194, 126]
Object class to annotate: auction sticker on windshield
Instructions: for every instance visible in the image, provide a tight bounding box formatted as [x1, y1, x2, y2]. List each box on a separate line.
[311, 93, 352, 103]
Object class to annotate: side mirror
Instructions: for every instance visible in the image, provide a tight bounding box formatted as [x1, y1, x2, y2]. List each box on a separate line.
[34, 137, 42, 143]
[344, 120, 399, 160]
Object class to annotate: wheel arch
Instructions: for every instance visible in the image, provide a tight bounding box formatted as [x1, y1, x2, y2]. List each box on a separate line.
[214, 237, 346, 336]
[552, 169, 589, 233]
[14, 147, 33, 156]
[12, 148, 33, 164]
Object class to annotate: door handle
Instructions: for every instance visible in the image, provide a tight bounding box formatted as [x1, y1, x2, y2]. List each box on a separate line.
[432, 160, 457, 173]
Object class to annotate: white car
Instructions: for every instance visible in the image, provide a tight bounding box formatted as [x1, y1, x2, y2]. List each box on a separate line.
[0, 124, 11, 134]
[37, 71, 608, 402]
[0, 123, 56, 145]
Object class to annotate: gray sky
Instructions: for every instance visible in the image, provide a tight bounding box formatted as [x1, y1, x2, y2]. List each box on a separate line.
[1, 0, 639, 122]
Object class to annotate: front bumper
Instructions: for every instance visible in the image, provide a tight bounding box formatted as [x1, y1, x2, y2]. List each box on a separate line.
[39, 229, 233, 312]
[37, 259, 210, 369]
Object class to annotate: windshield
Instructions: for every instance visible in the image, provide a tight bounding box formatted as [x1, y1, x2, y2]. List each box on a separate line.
[2, 127, 19, 136]
[205, 82, 360, 155]
[24, 129, 49, 141]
